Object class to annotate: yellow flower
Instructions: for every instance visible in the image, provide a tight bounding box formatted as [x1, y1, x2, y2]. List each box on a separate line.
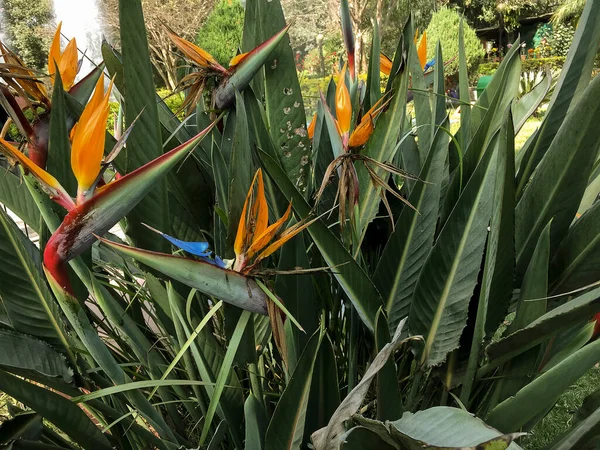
[233, 169, 313, 273]
[380, 53, 392, 76]
[70, 74, 114, 201]
[307, 112, 317, 140]
[415, 29, 427, 70]
[335, 62, 352, 135]
[48, 22, 79, 90]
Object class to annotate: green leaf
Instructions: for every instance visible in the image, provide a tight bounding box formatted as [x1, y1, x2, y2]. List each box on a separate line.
[244, 394, 268, 450]
[311, 319, 408, 449]
[241, 0, 310, 190]
[515, 75, 600, 277]
[516, 0, 600, 195]
[458, 20, 471, 149]
[364, 18, 381, 111]
[265, 328, 324, 450]
[375, 309, 402, 421]
[258, 150, 383, 332]
[200, 310, 251, 446]
[46, 70, 76, 196]
[340, 427, 395, 450]
[225, 91, 253, 255]
[0, 330, 73, 383]
[486, 338, 600, 433]
[118, 0, 169, 253]
[0, 369, 112, 450]
[0, 412, 43, 442]
[512, 70, 551, 134]
[0, 167, 40, 231]
[356, 407, 524, 450]
[357, 40, 409, 233]
[483, 285, 600, 372]
[0, 208, 71, 354]
[100, 239, 267, 314]
[409, 124, 502, 367]
[375, 122, 449, 331]
[550, 200, 600, 295]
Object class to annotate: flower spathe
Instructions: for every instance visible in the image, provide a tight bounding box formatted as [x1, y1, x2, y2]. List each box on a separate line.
[71, 73, 114, 201]
[48, 22, 79, 90]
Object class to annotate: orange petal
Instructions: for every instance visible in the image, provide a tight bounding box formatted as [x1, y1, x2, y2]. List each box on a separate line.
[234, 169, 269, 256]
[58, 38, 79, 90]
[229, 51, 249, 68]
[417, 30, 427, 70]
[380, 54, 392, 76]
[256, 214, 317, 261]
[48, 22, 62, 80]
[348, 116, 374, 147]
[246, 202, 292, 259]
[167, 29, 224, 72]
[70, 74, 113, 196]
[336, 62, 352, 134]
[307, 112, 317, 140]
[0, 137, 72, 209]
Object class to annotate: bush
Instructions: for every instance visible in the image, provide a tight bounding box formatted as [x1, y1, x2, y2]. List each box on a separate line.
[425, 7, 485, 77]
[478, 56, 566, 77]
[195, 0, 245, 67]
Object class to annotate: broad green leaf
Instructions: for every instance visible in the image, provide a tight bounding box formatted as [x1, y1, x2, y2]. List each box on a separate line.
[375, 122, 449, 331]
[258, 150, 383, 332]
[516, 0, 600, 195]
[0, 412, 43, 442]
[0, 167, 40, 231]
[101, 239, 267, 314]
[356, 407, 524, 450]
[0, 207, 71, 354]
[409, 125, 501, 367]
[515, 75, 600, 277]
[304, 335, 341, 445]
[550, 200, 600, 295]
[357, 39, 409, 233]
[200, 310, 251, 447]
[277, 227, 318, 372]
[489, 220, 551, 408]
[225, 91, 254, 255]
[119, 0, 169, 253]
[340, 427, 395, 450]
[46, 70, 76, 196]
[542, 322, 594, 372]
[486, 338, 600, 433]
[484, 285, 600, 370]
[242, 0, 310, 191]
[364, 18, 381, 111]
[0, 369, 112, 450]
[375, 309, 402, 421]
[0, 330, 72, 383]
[265, 328, 324, 450]
[245, 394, 268, 450]
[511, 71, 551, 134]
[431, 42, 446, 131]
[311, 319, 407, 450]
[458, 20, 471, 149]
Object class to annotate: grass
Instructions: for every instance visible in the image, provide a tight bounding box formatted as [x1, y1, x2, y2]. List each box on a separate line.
[523, 366, 600, 449]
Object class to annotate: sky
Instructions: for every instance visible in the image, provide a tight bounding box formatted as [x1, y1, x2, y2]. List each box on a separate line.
[52, 0, 104, 79]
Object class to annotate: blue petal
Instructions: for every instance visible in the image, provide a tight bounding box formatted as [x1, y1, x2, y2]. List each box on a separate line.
[423, 58, 436, 72]
[160, 233, 211, 257]
[214, 256, 227, 269]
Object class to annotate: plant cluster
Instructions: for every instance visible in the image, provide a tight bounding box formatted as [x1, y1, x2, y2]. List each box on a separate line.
[0, 0, 600, 449]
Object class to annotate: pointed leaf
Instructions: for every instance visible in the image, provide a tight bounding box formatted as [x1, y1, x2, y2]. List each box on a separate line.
[375, 122, 449, 331]
[100, 239, 267, 314]
[245, 395, 268, 450]
[375, 310, 402, 421]
[516, 75, 600, 276]
[266, 329, 324, 450]
[0, 167, 40, 231]
[0, 369, 112, 450]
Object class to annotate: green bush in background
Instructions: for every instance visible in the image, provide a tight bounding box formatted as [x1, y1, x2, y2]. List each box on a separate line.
[195, 0, 245, 66]
[425, 6, 485, 76]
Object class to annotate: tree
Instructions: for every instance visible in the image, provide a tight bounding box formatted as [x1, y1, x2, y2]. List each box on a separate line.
[99, 0, 217, 90]
[196, 0, 245, 67]
[425, 7, 485, 76]
[0, 0, 54, 69]
[552, 0, 585, 23]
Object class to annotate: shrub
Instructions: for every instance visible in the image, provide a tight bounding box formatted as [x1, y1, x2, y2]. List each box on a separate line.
[195, 0, 245, 66]
[478, 56, 567, 77]
[425, 7, 485, 76]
